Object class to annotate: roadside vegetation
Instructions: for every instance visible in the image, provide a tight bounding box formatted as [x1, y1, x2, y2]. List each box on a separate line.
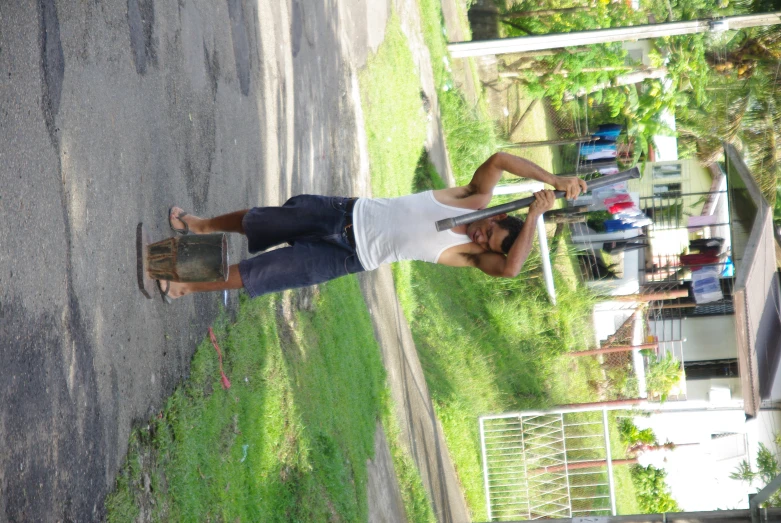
[106, 278, 434, 522]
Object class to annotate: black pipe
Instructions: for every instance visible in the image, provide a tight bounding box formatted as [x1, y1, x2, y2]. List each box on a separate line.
[435, 167, 641, 231]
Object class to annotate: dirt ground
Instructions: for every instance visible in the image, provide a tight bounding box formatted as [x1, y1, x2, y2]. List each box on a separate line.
[0, 0, 472, 521]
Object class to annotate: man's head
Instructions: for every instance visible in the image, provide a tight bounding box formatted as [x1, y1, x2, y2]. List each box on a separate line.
[465, 213, 524, 254]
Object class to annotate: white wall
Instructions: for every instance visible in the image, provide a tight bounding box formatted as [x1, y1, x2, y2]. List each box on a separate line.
[636, 409, 752, 510]
[684, 377, 742, 402]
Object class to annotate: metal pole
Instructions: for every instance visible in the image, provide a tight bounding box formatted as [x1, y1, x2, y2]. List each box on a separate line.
[478, 418, 493, 522]
[602, 408, 618, 516]
[536, 215, 556, 305]
[435, 167, 641, 231]
[448, 12, 781, 58]
[751, 472, 781, 523]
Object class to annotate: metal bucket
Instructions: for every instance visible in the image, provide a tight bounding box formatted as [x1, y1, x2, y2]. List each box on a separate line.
[146, 233, 229, 282]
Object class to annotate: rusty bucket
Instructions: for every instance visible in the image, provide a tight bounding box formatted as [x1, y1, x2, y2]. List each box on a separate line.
[146, 233, 229, 282]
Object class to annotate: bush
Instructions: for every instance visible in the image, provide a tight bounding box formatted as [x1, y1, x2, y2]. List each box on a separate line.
[631, 465, 681, 513]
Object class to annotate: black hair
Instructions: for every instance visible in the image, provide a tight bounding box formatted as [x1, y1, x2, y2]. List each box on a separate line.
[496, 215, 524, 254]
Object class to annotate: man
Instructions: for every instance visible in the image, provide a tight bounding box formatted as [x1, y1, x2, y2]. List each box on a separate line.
[157, 152, 587, 302]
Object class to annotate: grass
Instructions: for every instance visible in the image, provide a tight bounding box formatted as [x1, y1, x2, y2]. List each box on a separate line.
[359, 11, 428, 199]
[106, 278, 434, 522]
[418, 0, 499, 186]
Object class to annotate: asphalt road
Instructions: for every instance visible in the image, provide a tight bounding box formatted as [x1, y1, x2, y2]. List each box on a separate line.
[0, 0, 374, 519]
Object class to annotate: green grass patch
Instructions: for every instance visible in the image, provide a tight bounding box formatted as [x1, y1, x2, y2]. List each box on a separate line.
[418, 0, 499, 186]
[106, 277, 432, 522]
[391, 259, 597, 519]
[360, 11, 428, 198]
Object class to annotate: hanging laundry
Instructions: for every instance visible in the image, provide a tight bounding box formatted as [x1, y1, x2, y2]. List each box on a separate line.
[603, 219, 638, 232]
[594, 123, 623, 136]
[608, 201, 636, 213]
[687, 215, 719, 229]
[689, 238, 724, 251]
[603, 239, 648, 254]
[692, 266, 724, 304]
[603, 193, 633, 207]
[580, 143, 617, 156]
[585, 150, 618, 161]
[680, 253, 720, 266]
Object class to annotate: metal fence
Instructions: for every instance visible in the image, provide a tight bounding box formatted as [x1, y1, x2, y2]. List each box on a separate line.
[480, 407, 617, 521]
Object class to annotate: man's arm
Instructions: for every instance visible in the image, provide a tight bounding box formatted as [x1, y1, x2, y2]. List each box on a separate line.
[466, 152, 587, 200]
[440, 190, 556, 278]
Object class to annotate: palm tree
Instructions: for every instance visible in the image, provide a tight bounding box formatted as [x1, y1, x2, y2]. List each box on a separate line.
[674, 26, 781, 203]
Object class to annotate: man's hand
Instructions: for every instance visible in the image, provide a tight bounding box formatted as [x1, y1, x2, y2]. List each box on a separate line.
[529, 190, 556, 216]
[553, 176, 588, 200]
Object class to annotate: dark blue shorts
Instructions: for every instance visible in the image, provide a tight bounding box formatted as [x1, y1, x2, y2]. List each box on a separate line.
[238, 195, 365, 298]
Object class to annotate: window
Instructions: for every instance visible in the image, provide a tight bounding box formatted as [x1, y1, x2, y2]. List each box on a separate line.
[709, 433, 747, 461]
[653, 164, 682, 179]
[653, 183, 682, 197]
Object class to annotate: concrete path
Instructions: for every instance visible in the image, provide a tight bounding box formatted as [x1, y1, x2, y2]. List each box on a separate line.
[360, 267, 472, 523]
[0, 0, 470, 520]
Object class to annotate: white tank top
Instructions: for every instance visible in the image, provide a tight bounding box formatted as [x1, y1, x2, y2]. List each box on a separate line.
[352, 191, 473, 271]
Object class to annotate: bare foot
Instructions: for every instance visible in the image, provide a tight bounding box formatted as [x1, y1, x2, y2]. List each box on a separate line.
[164, 280, 189, 299]
[157, 279, 190, 302]
[169, 206, 206, 234]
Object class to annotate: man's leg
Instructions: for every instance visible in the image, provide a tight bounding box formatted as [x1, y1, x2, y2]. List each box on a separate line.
[169, 206, 248, 234]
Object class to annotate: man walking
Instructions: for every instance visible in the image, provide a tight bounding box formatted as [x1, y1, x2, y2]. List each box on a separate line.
[157, 152, 587, 302]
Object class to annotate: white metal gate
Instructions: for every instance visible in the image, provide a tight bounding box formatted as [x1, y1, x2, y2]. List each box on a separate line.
[479, 406, 617, 521]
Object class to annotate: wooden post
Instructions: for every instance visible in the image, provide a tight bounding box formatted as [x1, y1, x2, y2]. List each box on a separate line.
[557, 398, 645, 409]
[606, 288, 689, 302]
[568, 343, 658, 357]
[533, 458, 637, 474]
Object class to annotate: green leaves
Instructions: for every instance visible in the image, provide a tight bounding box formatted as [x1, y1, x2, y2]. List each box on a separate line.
[645, 352, 682, 402]
[731, 441, 781, 507]
[631, 464, 682, 513]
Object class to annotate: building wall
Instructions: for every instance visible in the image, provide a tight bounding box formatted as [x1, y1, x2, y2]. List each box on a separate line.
[636, 408, 752, 510]
[681, 316, 738, 361]
[635, 409, 781, 511]
[674, 317, 740, 402]
[629, 159, 713, 218]
[685, 377, 743, 402]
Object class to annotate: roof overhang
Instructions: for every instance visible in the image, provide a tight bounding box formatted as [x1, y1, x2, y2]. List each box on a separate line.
[726, 144, 781, 418]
